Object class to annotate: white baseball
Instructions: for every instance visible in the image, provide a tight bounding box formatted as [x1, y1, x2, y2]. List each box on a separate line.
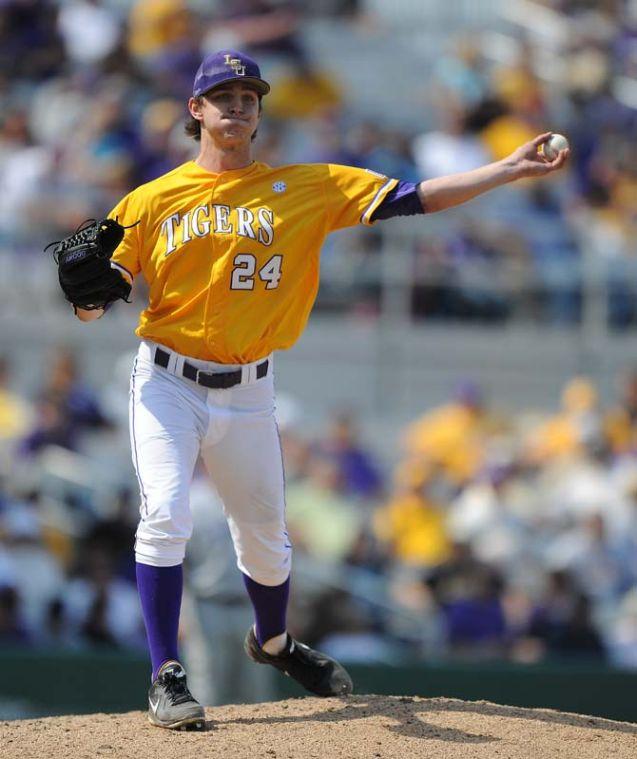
[542, 133, 569, 160]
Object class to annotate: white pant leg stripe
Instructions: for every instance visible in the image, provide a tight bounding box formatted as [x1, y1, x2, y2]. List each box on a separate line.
[130, 356, 149, 518]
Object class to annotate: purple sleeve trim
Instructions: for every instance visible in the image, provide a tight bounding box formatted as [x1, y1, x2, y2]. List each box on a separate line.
[371, 181, 424, 221]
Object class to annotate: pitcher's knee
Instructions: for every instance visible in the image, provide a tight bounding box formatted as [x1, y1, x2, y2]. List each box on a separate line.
[134, 532, 189, 567]
[238, 543, 291, 586]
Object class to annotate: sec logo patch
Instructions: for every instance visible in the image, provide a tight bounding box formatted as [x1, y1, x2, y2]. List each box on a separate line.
[272, 181, 287, 193]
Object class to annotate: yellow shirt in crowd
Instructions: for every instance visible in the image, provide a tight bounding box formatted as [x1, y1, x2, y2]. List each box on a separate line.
[374, 492, 452, 568]
[402, 403, 488, 485]
[109, 161, 397, 362]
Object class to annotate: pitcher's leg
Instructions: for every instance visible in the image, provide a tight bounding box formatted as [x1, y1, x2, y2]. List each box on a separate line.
[201, 381, 353, 697]
[200, 407, 291, 652]
[201, 412, 290, 588]
[130, 358, 203, 680]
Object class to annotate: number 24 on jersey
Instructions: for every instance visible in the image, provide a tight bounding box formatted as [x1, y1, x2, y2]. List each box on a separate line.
[231, 254, 283, 291]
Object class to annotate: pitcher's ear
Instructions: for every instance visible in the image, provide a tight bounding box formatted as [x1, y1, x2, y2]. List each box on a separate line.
[188, 96, 204, 121]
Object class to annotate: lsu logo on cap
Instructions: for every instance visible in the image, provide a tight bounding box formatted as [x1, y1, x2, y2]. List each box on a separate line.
[224, 54, 246, 76]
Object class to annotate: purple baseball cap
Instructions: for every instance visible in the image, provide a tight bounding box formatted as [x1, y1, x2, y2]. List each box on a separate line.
[192, 49, 270, 98]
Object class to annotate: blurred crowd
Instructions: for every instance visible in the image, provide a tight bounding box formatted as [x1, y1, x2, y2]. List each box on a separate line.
[1, 1, 636, 325]
[4, 348, 637, 672]
[284, 368, 637, 670]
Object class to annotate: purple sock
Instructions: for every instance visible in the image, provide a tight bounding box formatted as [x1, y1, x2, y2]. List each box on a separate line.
[242, 573, 290, 646]
[136, 562, 183, 680]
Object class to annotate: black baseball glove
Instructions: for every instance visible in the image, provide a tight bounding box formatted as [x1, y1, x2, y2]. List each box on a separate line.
[45, 218, 137, 310]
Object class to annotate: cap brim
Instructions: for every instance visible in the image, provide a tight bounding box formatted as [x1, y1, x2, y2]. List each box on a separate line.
[198, 76, 270, 97]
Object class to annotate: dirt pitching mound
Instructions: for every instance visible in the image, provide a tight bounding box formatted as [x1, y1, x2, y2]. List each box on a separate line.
[4, 694, 637, 759]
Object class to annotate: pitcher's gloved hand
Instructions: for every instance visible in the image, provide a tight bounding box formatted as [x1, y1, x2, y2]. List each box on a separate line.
[46, 218, 137, 310]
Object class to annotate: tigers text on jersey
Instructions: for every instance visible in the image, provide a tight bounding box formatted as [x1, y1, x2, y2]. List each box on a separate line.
[109, 160, 398, 363]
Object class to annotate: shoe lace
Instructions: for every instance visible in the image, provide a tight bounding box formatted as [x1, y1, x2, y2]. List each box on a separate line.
[161, 669, 195, 706]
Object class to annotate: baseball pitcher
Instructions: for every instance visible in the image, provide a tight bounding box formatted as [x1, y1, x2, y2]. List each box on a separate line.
[48, 49, 568, 730]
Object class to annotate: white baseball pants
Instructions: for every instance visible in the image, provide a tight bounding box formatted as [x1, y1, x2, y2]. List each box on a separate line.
[129, 340, 291, 586]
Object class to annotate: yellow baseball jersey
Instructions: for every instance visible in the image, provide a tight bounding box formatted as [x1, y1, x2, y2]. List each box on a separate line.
[109, 160, 397, 363]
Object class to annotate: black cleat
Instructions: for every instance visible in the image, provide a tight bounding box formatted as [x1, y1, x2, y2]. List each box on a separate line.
[147, 660, 206, 730]
[244, 627, 353, 697]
